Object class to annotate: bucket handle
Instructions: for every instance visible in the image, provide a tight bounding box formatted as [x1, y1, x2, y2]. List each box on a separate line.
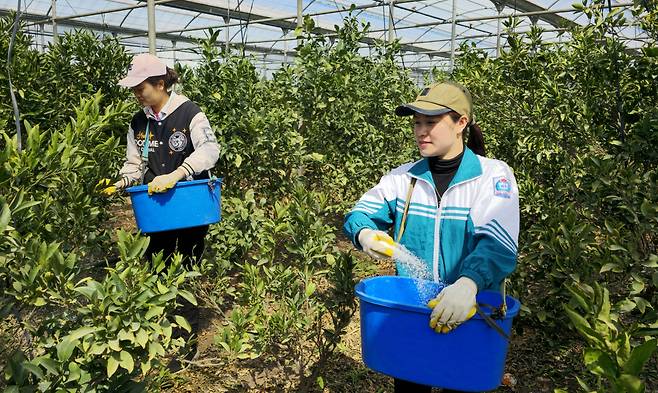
[207, 177, 221, 202]
[475, 302, 510, 341]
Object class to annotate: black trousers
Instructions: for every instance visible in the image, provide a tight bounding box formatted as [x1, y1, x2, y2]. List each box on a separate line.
[394, 379, 467, 392]
[145, 225, 209, 268]
[145, 225, 208, 339]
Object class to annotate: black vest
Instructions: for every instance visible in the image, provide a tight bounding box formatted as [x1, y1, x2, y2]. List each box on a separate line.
[130, 100, 210, 184]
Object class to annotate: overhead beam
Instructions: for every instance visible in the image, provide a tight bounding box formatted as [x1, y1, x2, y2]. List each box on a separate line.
[26, 0, 178, 26]
[136, 0, 440, 55]
[0, 9, 296, 58]
[491, 0, 577, 28]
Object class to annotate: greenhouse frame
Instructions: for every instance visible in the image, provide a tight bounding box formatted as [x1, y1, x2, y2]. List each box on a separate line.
[0, 0, 648, 77]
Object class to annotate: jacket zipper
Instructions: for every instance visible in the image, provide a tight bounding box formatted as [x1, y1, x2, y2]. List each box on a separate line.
[408, 175, 443, 282]
[433, 186, 443, 282]
[409, 174, 483, 283]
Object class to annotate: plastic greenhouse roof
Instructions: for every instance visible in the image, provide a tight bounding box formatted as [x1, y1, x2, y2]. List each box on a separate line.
[0, 0, 649, 75]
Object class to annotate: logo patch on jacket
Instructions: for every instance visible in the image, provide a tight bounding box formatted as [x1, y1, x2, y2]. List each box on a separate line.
[493, 176, 511, 199]
[168, 131, 188, 152]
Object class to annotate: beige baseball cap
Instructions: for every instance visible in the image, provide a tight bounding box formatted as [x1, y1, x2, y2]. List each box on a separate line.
[118, 53, 167, 88]
[396, 81, 473, 122]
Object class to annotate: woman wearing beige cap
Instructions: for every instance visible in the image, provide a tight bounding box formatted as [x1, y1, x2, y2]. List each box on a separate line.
[108, 53, 220, 351]
[344, 81, 519, 392]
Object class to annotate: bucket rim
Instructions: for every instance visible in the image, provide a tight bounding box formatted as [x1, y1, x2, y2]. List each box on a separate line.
[126, 177, 223, 194]
[355, 275, 520, 319]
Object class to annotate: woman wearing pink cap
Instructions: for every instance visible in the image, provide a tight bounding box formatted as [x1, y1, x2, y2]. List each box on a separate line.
[108, 53, 220, 352]
[111, 53, 220, 263]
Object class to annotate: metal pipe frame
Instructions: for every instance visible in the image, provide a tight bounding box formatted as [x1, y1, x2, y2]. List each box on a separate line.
[194, 1, 635, 47]
[7, 0, 644, 67]
[27, 0, 179, 26]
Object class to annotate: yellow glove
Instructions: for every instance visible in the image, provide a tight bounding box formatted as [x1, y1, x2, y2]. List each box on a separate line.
[98, 178, 128, 196]
[102, 186, 117, 196]
[357, 228, 397, 259]
[427, 277, 478, 333]
[147, 168, 187, 195]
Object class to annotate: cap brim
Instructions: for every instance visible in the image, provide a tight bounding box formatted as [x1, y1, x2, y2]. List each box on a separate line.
[118, 75, 147, 88]
[395, 101, 453, 117]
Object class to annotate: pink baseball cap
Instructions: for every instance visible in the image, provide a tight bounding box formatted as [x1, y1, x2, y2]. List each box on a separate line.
[118, 53, 167, 88]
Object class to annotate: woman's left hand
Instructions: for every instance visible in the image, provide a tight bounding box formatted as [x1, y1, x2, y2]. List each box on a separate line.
[148, 167, 187, 195]
[427, 276, 477, 333]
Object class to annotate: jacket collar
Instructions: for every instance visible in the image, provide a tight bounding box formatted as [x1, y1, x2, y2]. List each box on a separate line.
[143, 92, 189, 121]
[409, 146, 482, 190]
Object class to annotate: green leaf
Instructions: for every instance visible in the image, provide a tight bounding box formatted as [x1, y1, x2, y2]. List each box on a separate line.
[74, 283, 99, 300]
[32, 356, 58, 375]
[576, 376, 592, 390]
[632, 328, 658, 338]
[178, 290, 197, 306]
[617, 374, 644, 393]
[623, 339, 657, 375]
[641, 254, 658, 268]
[305, 282, 317, 297]
[566, 285, 590, 312]
[118, 329, 135, 343]
[617, 299, 636, 313]
[56, 338, 79, 362]
[128, 237, 147, 259]
[67, 326, 96, 342]
[148, 342, 165, 359]
[600, 263, 619, 273]
[107, 352, 120, 377]
[634, 297, 651, 314]
[583, 348, 617, 377]
[631, 279, 645, 295]
[174, 315, 191, 333]
[572, 2, 584, 11]
[141, 360, 152, 375]
[119, 350, 134, 373]
[108, 339, 121, 352]
[89, 342, 106, 355]
[640, 200, 654, 217]
[564, 305, 605, 345]
[135, 329, 149, 348]
[13, 200, 41, 214]
[0, 204, 10, 232]
[67, 362, 81, 382]
[21, 362, 44, 379]
[145, 306, 165, 320]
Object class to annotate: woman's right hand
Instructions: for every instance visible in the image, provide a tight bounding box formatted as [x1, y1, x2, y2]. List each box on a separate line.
[98, 178, 128, 196]
[358, 228, 397, 259]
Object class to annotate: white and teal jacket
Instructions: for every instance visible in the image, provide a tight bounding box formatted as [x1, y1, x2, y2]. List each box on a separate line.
[343, 147, 519, 291]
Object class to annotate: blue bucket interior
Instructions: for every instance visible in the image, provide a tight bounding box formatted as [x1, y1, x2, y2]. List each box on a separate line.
[355, 275, 520, 319]
[126, 178, 221, 194]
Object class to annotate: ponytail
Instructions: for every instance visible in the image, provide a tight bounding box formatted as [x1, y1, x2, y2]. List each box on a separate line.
[447, 111, 486, 156]
[466, 122, 486, 156]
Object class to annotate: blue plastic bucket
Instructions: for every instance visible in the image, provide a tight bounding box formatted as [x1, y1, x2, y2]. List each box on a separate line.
[355, 276, 520, 391]
[126, 178, 222, 233]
